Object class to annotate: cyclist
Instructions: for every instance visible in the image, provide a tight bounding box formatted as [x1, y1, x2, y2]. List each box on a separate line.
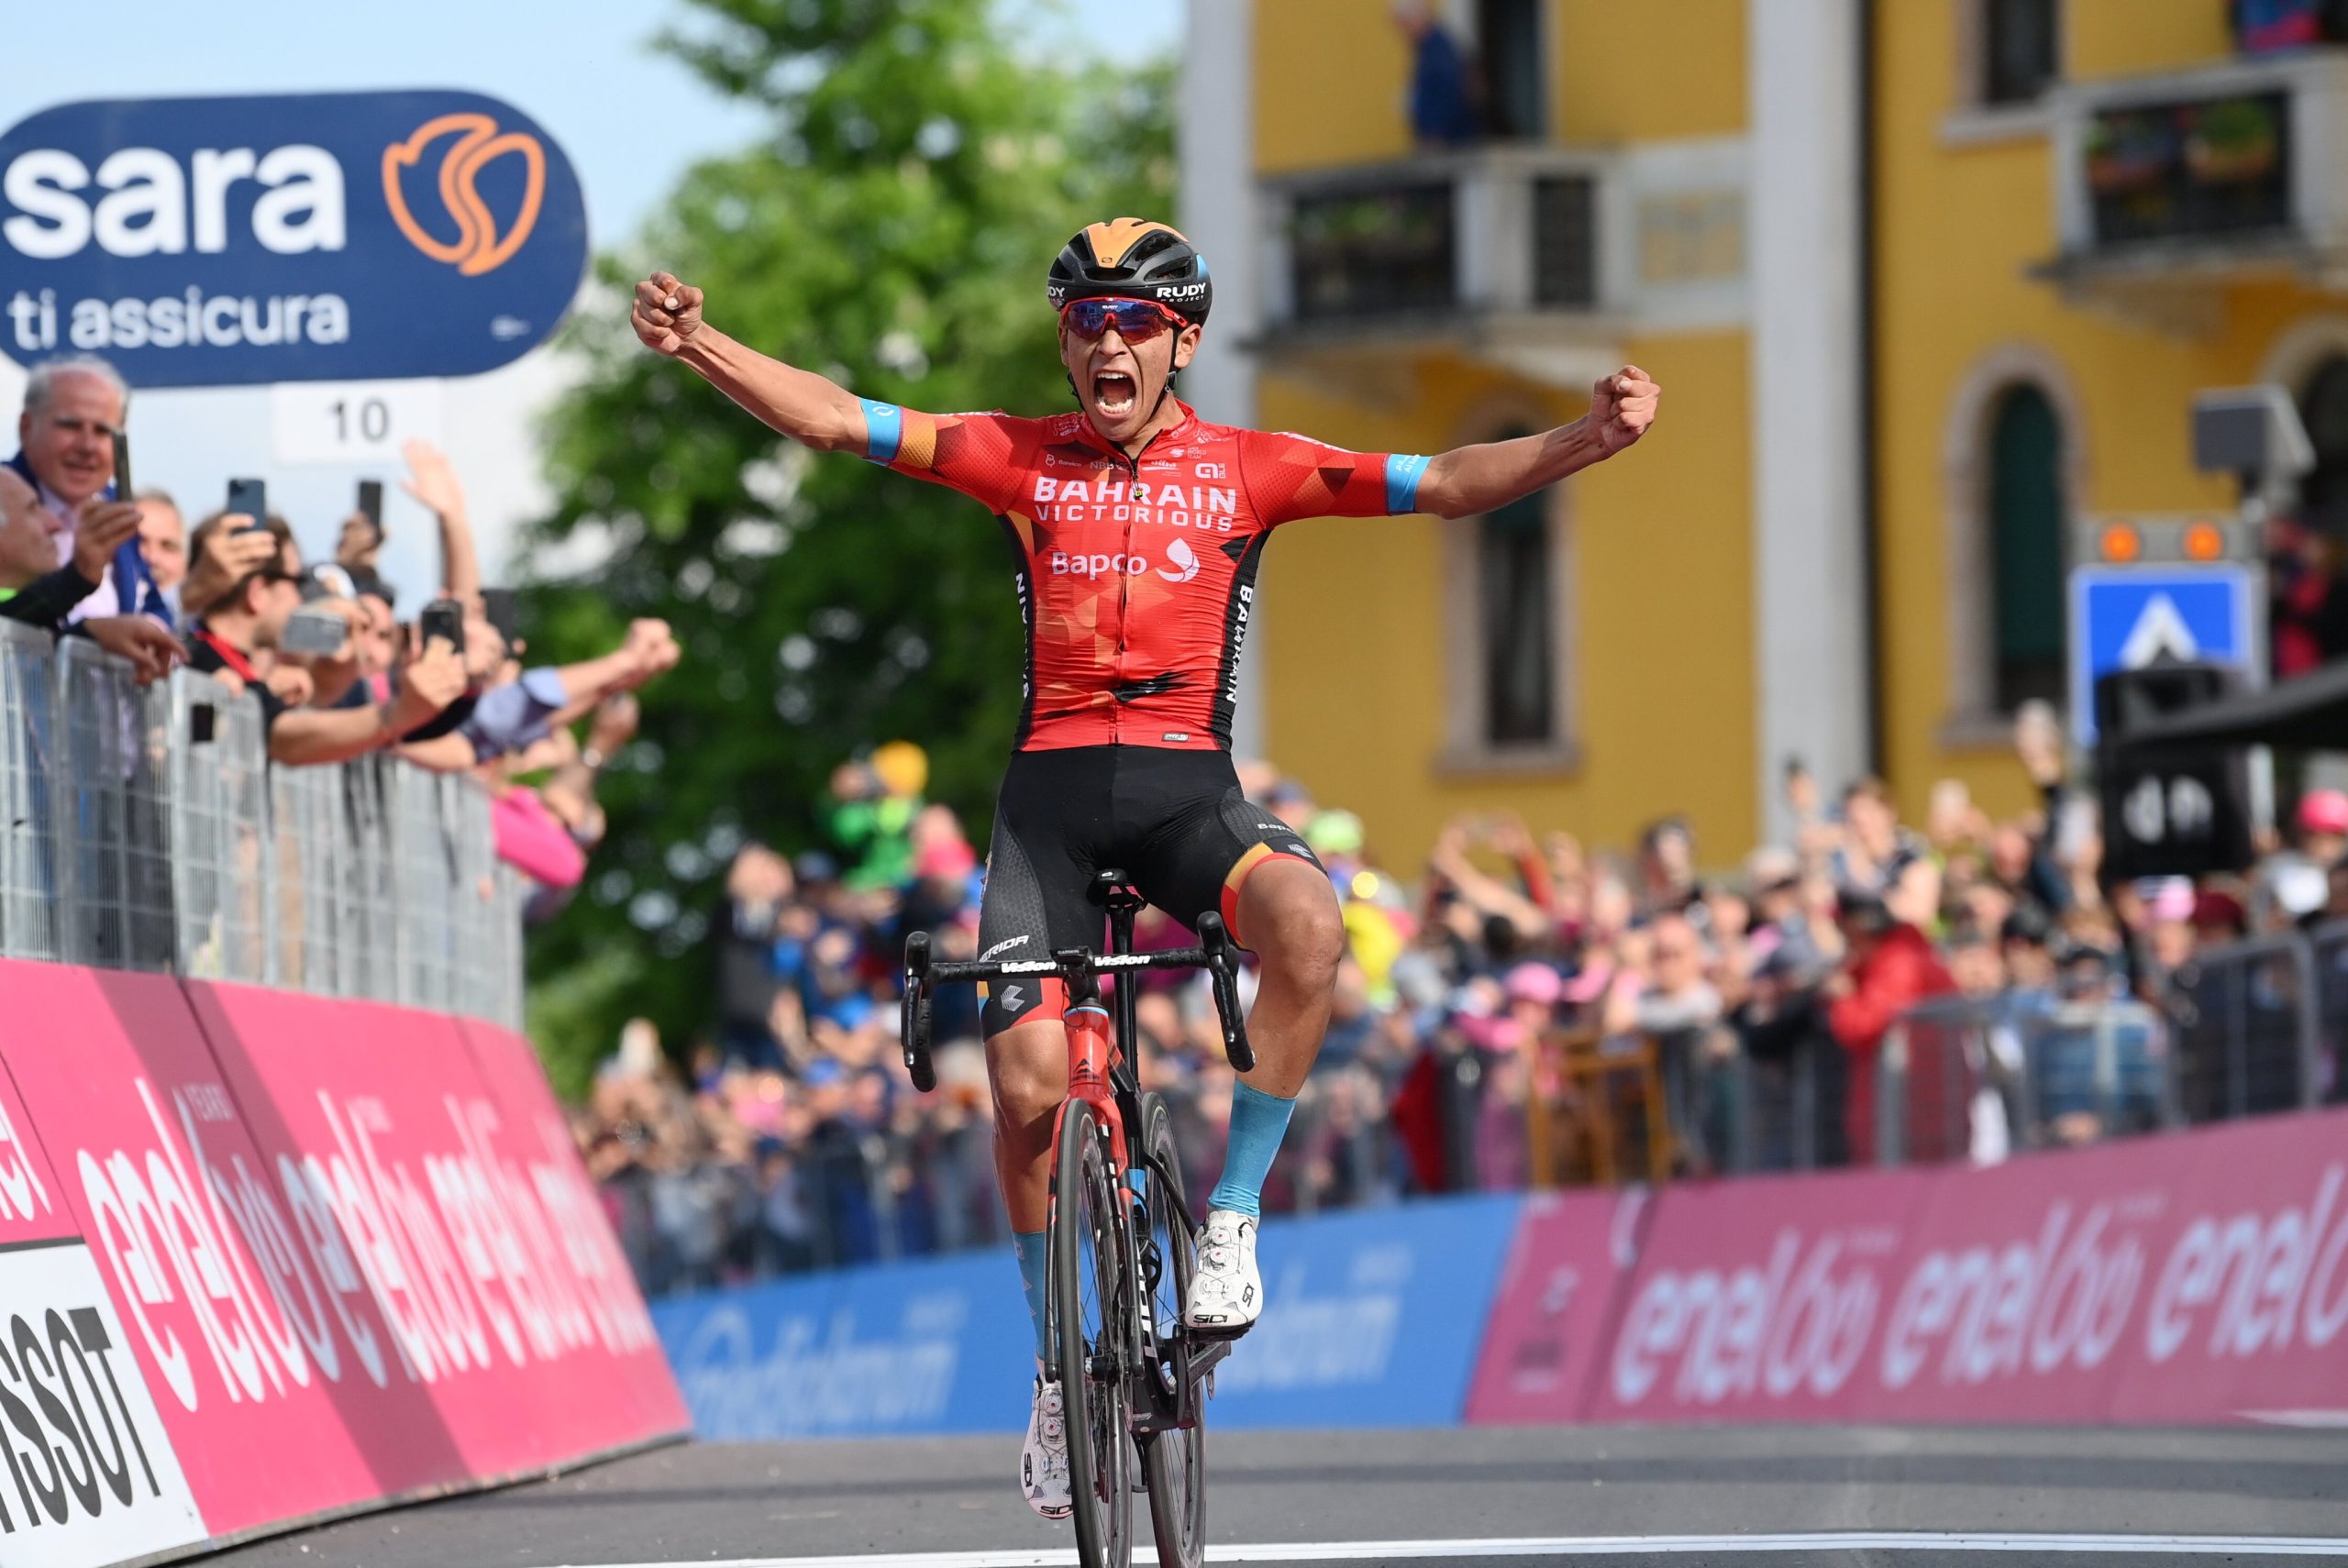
[631, 220, 1658, 1518]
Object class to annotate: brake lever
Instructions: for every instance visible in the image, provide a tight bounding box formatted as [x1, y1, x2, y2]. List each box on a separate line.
[1192, 912, 1256, 1073]
[901, 930, 937, 1091]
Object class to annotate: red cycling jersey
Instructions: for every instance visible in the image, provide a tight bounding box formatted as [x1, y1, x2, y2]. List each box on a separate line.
[859, 396, 1429, 751]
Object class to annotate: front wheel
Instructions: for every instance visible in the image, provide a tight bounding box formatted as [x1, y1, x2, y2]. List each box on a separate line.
[1051, 1099, 1133, 1568]
[1138, 1093, 1206, 1568]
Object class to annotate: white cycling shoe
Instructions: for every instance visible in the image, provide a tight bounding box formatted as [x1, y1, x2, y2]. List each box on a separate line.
[1021, 1374, 1072, 1520]
[1183, 1209, 1263, 1336]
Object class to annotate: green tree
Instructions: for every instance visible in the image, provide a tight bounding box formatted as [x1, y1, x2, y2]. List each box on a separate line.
[517, 0, 1173, 1089]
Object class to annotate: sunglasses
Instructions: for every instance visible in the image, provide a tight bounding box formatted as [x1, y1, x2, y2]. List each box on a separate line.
[1059, 297, 1186, 344]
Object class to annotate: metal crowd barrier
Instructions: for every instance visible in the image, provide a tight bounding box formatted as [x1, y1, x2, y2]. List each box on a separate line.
[1876, 993, 2174, 1165]
[0, 636, 522, 1028]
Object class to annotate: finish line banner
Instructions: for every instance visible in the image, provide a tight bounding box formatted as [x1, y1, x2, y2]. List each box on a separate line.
[0, 90, 587, 386]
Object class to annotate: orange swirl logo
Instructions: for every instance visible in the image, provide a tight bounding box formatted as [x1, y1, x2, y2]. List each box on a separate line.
[382, 113, 546, 276]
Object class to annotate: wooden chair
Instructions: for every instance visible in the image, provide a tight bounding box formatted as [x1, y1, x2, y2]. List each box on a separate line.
[1526, 1025, 1675, 1187]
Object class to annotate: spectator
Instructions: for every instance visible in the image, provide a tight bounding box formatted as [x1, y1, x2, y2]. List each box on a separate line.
[6, 354, 165, 626]
[1392, 0, 1480, 145]
[1824, 887, 1955, 1165]
[0, 465, 183, 679]
[184, 514, 465, 766]
[135, 490, 187, 609]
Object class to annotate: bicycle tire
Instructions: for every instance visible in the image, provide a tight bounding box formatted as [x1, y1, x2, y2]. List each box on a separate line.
[1137, 1092, 1206, 1568]
[1052, 1099, 1133, 1568]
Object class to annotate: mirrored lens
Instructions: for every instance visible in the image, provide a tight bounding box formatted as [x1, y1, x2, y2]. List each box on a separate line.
[1064, 299, 1172, 343]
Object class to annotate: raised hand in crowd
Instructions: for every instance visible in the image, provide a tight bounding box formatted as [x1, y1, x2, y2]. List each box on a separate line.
[71, 499, 142, 586]
[82, 615, 184, 685]
[401, 439, 481, 604]
[265, 662, 316, 708]
[182, 518, 279, 618]
[391, 634, 469, 733]
[620, 617, 681, 685]
[335, 511, 383, 571]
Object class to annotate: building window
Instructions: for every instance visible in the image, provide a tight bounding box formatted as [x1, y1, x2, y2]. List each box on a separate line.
[2298, 354, 2348, 536]
[1442, 416, 1576, 772]
[1477, 0, 1546, 139]
[1479, 487, 1556, 744]
[1981, 0, 2060, 105]
[1988, 383, 2067, 712]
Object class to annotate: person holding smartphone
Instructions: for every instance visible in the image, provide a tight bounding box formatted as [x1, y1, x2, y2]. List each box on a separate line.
[184, 514, 465, 766]
[6, 353, 167, 627]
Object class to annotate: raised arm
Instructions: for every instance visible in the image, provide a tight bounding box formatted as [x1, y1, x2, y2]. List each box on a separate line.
[1414, 366, 1659, 519]
[633, 271, 868, 455]
[400, 441, 481, 605]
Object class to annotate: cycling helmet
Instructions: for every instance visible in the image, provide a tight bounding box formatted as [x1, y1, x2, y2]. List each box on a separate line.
[1047, 218, 1213, 326]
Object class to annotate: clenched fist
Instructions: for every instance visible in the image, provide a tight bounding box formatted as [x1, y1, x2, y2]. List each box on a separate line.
[633, 271, 705, 357]
[1591, 365, 1660, 456]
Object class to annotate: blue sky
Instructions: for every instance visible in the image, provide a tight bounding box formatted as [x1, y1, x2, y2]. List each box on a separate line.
[0, 0, 1182, 590]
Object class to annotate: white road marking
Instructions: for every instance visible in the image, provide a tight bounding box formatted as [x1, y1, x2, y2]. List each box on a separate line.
[545, 1532, 2348, 1566]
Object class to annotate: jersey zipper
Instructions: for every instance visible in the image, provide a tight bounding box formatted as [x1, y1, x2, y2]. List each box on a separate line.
[1110, 443, 1141, 745]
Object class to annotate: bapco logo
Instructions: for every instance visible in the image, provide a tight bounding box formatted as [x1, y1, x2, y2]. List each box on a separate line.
[382, 113, 546, 276]
[1157, 537, 1201, 583]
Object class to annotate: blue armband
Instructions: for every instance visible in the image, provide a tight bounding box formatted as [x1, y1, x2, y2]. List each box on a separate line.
[861, 400, 903, 464]
[1384, 452, 1432, 514]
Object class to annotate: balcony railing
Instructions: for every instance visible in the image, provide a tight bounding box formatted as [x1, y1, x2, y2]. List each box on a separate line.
[1259, 146, 1611, 337]
[2046, 49, 2348, 284]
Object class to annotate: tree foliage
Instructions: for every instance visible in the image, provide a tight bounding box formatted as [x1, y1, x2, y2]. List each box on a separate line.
[516, 0, 1174, 1083]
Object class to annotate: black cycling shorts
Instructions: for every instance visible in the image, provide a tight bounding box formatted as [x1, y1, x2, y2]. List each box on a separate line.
[976, 745, 1324, 1036]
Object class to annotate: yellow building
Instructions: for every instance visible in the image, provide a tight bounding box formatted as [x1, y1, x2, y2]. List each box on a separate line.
[1179, 0, 2348, 869]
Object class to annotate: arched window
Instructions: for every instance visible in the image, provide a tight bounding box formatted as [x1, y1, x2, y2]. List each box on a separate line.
[1988, 383, 2066, 712]
[1480, 484, 1555, 744]
[2298, 354, 2348, 536]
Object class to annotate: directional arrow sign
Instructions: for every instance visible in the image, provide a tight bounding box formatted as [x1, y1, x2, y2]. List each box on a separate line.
[2069, 565, 2255, 744]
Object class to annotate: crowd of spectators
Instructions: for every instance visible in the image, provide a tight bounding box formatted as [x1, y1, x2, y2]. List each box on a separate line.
[0, 350, 681, 918]
[577, 696, 2348, 1299]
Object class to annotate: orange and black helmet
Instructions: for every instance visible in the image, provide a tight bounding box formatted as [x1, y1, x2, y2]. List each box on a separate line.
[1047, 218, 1213, 326]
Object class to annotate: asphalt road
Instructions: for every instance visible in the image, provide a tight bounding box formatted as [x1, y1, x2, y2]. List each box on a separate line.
[201, 1424, 2348, 1568]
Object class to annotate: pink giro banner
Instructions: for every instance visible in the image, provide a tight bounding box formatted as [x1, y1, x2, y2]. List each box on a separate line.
[0, 960, 682, 1565]
[1574, 1107, 2348, 1427]
[1466, 1188, 1649, 1425]
[182, 982, 684, 1476]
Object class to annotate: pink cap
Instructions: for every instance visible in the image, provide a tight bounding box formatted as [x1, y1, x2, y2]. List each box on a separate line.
[1560, 960, 1616, 1006]
[1503, 963, 1564, 1006]
[2300, 790, 2348, 836]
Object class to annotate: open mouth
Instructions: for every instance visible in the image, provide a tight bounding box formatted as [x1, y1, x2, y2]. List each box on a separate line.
[1091, 370, 1137, 418]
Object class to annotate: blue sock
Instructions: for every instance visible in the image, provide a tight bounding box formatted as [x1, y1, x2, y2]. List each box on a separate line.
[1013, 1230, 1050, 1362]
[1207, 1081, 1297, 1220]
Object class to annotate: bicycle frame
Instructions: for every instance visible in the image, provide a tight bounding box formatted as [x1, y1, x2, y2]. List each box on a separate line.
[899, 873, 1253, 1436]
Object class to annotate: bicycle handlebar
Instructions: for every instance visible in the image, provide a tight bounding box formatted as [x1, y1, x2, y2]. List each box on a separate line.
[900, 912, 1256, 1091]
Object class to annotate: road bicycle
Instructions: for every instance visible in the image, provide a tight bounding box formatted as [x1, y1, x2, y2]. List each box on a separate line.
[901, 869, 1255, 1568]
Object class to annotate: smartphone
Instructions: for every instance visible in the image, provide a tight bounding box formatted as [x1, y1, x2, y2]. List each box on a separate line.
[189, 703, 216, 745]
[357, 479, 383, 537]
[112, 429, 132, 501]
[479, 586, 519, 647]
[417, 596, 467, 656]
[226, 478, 268, 530]
[281, 605, 350, 657]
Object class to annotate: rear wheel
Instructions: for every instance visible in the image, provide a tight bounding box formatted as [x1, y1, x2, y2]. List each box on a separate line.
[1051, 1099, 1132, 1568]
[1138, 1093, 1206, 1568]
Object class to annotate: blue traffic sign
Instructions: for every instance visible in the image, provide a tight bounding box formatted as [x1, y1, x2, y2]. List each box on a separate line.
[2069, 565, 2256, 743]
[0, 92, 588, 387]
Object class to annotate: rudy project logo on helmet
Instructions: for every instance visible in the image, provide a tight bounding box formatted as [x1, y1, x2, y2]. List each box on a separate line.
[382, 113, 546, 276]
[1157, 538, 1202, 583]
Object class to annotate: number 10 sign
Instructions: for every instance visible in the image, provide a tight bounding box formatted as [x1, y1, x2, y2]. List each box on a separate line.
[271, 378, 445, 466]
